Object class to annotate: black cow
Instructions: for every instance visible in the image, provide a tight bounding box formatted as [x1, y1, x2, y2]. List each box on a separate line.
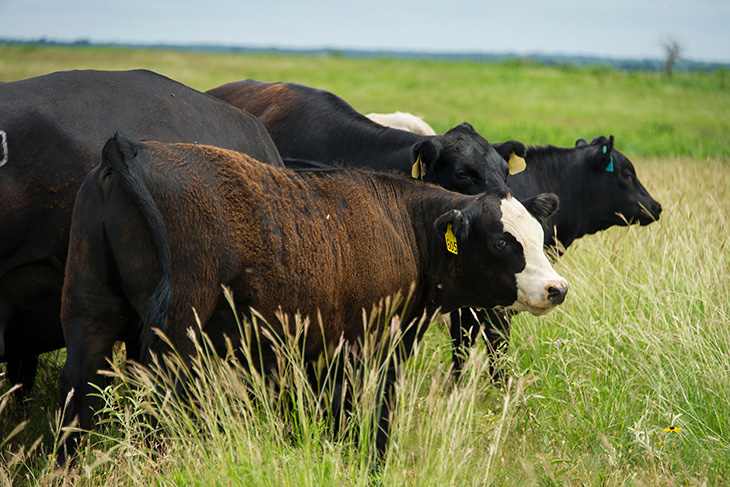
[0, 69, 283, 394]
[58, 135, 567, 461]
[206, 79, 528, 194]
[449, 135, 662, 376]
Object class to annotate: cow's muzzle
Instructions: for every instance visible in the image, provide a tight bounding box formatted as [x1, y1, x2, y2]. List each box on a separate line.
[514, 278, 569, 316]
[639, 200, 663, 225]
[547, 281, 569, 306]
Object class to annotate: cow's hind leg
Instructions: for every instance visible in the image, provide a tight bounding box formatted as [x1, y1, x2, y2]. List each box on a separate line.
[56, 188, 139, 464]
[57, 303, 130, 464]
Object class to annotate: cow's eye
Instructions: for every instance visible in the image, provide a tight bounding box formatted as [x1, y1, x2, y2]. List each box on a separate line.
[456, 169, 469, 179]
[495, 238, 508, 250]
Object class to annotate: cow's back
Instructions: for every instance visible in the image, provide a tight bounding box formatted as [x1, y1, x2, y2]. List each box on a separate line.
[219, 164, 425, 353]
[0, 69, 285, 378]
[0, 69, 283, 167]
[0, 69, 283, 277]
[207, 80, 416, 167]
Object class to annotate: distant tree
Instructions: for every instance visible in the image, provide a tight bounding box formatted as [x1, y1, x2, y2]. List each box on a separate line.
[662, 37, 683, 77]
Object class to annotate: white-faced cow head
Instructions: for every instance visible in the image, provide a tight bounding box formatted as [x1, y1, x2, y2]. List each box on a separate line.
[433, 188, 568, 315]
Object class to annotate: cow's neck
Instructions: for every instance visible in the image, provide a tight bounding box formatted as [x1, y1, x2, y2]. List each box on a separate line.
[349, 172, 467, 311]
[405, 186, 477, 314]
[336, 118, 425, 173]
[512, 146, 593, 251]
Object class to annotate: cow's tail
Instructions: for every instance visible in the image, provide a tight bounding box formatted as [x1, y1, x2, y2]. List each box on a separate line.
[102, 134, 173, 359]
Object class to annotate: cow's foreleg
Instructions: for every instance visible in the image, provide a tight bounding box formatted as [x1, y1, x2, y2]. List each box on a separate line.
[480, 308, 511, 381]
[449, 308, 483, 378]
[449, 308, 510, 380]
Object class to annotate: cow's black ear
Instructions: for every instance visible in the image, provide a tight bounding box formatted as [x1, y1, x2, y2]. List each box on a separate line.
[493, 140, 527, 161]
[590, 135, 615, 172]
[433, 208, 470, 253]
[521, 193, 559, 225]
[493, 140, 527, 175]
[410, 138, 442, 179]
[575, 138, 588, 147]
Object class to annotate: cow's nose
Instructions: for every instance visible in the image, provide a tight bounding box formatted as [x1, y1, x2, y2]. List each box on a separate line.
[547, 281, 569, 305]
[653, 201, 663, 218]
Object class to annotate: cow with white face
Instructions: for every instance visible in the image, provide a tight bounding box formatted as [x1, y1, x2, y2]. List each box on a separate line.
[432, 189, 568, 320]
[500, 196, 569, 315]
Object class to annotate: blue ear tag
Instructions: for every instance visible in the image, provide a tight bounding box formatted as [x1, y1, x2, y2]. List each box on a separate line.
[606, 156, 614, 172]
[602, 145, 607, 154]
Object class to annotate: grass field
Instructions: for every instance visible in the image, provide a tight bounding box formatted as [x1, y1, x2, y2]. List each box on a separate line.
[1, 45, 729, 486]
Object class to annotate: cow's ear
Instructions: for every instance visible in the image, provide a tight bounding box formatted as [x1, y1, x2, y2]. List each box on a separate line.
[575, 138, 588, 147]
[521, 193, 559, 225]
[493, 140, 527, 175]
[410, 138, 442, 180]
[591, 135, 615, 172]
[433, 209, 470, 254]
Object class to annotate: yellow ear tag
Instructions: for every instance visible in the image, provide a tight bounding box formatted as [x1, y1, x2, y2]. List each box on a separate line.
[411, 154, 425, 180]
[508, 152, 526, 175]
[445, 223, 458, 255]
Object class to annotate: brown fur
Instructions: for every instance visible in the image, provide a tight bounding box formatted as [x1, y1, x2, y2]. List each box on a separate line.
[122, 142, 461, 359]
[208, 81, 302, 134]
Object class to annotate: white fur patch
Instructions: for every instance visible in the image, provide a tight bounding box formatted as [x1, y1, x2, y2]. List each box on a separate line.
[0, 131, 7, 168]
[366, 111, 437, 136]
[499, 195, 567, 314]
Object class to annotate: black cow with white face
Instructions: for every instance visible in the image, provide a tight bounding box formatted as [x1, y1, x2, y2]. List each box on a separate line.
[206, 80, 528, 194]
[450, 135, 662, 376]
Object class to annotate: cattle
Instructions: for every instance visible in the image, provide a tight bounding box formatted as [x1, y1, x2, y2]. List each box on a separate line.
[206, 80, 528, 195]
[449, 135, 662, 377]
[58, 134, 568, 461]
[365, 111, 437, 135]
[0, 69, 284, 394]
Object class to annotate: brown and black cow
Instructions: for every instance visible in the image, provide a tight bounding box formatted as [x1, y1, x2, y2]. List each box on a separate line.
[0, 69, 283, 394]
[58, 134, 568, 461]
[206, 79, 528, 194]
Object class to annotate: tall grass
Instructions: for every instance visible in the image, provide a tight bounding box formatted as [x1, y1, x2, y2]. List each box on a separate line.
[498, 156, 730, 485]
[1, 48, 729, 485]
[2, 155, 728, 486]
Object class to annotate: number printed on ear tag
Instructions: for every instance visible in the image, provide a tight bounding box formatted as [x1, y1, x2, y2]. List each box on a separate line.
[445, 223, 458, 255]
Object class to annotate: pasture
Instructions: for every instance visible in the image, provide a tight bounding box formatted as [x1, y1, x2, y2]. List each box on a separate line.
[1, 45, 729, 486]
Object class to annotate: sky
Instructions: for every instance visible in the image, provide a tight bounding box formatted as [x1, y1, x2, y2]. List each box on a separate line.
[2, 0, 729, 63]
